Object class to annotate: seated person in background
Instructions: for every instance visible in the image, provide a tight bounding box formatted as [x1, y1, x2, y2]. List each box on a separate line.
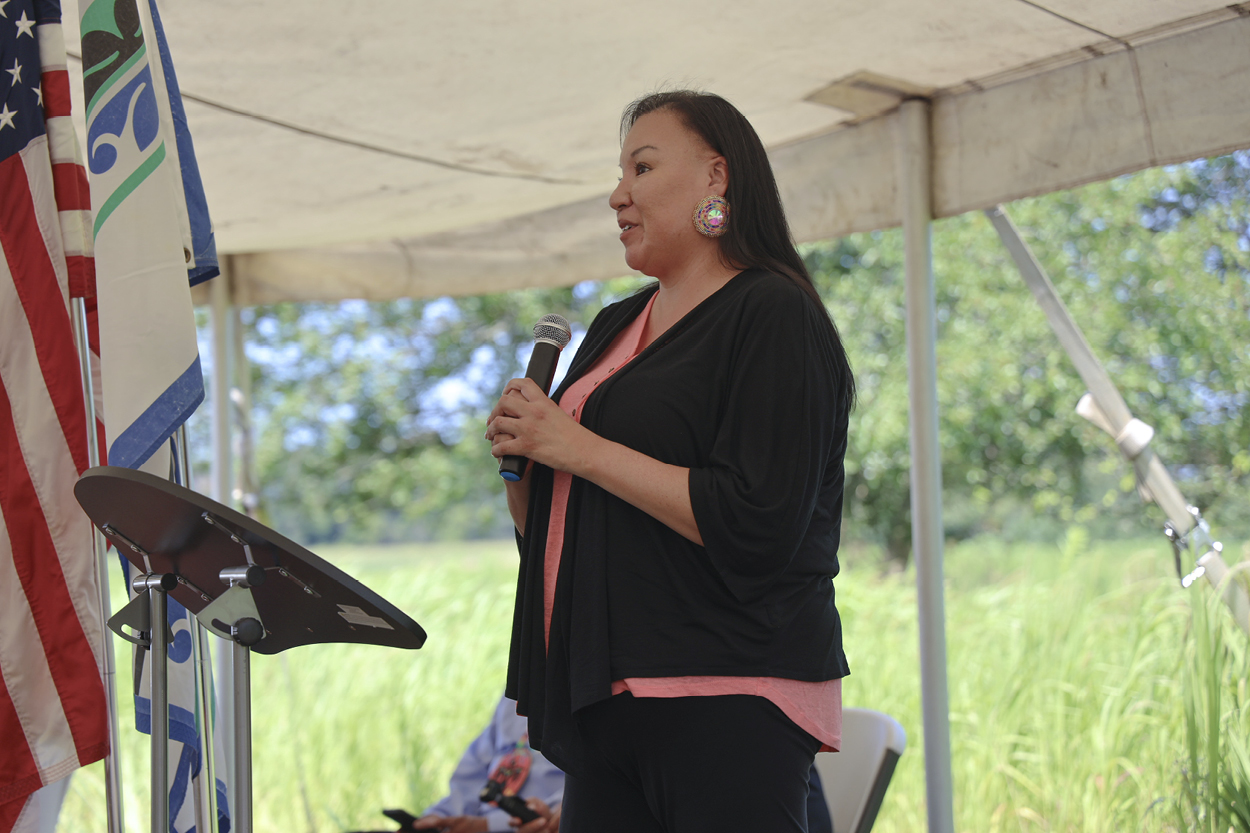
[414, 695, 563, 833]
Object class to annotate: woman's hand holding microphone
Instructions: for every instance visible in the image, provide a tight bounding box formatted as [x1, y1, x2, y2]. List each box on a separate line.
[486, 378, 599, 479]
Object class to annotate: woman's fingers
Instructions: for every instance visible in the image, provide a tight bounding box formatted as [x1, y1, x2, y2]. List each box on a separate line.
[485, 386, 537, 441]
[489, 417, 523, 456]
[485, 407, 520, 440]
[502, 377, 543, 400]
[486, 382, 550, 442]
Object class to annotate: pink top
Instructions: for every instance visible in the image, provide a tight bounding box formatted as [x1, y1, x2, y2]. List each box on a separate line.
[541, 292, 841, 751]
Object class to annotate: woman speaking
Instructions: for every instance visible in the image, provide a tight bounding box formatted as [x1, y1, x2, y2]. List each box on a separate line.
[485, 90, 854, 832]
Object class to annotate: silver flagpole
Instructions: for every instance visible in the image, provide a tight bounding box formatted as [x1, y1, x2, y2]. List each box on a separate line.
[70, 298, 125, 833]
[209, 262, 236, 807]
[175, 427, 221, 833]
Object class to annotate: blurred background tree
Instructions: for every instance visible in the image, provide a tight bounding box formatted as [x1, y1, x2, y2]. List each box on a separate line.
[809, 152, 1250, 567]
[190, 152, 1250, 565]
[192, 278, 645, 543]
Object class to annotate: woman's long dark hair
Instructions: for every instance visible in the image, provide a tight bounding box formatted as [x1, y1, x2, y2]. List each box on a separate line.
[622, 90, 855, 410]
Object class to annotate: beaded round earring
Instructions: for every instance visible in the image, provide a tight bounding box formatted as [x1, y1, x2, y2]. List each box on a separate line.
[692, 195, 729, 237]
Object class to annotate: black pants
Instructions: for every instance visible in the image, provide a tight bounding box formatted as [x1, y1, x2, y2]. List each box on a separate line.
[561, 693, 821, 833]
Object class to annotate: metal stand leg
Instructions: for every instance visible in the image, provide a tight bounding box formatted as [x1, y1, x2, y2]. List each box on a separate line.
[191, 622, 220, 833]
[150, 588, 168, 833]
[133, 573, 177, 833]
[217, 564, 264, 833]
[232, 640, 252, 833]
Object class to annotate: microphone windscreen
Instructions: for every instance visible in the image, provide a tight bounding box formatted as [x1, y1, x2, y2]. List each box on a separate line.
[534, 314, 572, 348]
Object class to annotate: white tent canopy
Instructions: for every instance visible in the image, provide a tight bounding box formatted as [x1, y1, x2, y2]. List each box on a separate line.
[63, 0, 1250, 303]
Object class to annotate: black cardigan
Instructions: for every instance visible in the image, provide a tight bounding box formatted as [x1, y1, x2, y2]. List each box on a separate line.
[505, 268, 851, 772]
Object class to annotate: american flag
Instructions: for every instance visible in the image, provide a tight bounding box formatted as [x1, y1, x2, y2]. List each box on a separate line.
[0, 0, 109, 830]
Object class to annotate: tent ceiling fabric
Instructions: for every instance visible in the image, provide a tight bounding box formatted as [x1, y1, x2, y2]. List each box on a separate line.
[64, 1, 1250, 303]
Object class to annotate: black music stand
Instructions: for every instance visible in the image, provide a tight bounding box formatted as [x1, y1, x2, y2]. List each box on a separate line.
[75, 466, 427, 833]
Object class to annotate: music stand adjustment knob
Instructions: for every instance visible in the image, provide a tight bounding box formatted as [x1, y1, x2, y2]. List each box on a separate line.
[231, 617, 265, 647]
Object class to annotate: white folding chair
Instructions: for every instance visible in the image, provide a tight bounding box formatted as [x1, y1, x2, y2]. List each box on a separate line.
[813, 708, 907, 833]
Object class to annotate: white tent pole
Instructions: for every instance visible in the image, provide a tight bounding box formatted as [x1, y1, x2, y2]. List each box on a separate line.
[209, 260, 236, 806]
[897, 98, 955, 833]
[70, 298, 126, 833]
[231, 300, 256, 517]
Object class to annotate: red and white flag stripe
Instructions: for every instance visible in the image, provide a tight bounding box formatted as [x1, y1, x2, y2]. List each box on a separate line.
[38, 14, 103, 441]
[0, 10, 107, 833]
[37, 17, 93, 300]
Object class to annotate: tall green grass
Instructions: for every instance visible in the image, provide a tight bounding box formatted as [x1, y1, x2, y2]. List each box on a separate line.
[1175, 566, 1250, 832]
[845, 531, 1194, 832]
[57, 534, 1243, 832]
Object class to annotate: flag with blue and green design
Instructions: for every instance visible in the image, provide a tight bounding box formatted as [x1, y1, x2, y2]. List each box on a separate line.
[81, 0, 216, 473]
[79, 0, 227, 830]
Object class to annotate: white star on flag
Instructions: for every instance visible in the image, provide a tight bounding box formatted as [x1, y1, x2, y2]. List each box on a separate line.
[14, 9, 35, 37]
[0, 0, 9, 18]
[33, 82, 42, 106]
[0, 102, 15, 130]
[6, 59, 21, 85]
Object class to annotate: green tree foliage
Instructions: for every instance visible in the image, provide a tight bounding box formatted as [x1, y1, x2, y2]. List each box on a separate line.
[223, 153, 1249, 559]
[808, 153, 1250, 566]
[240, 279, 645, 543]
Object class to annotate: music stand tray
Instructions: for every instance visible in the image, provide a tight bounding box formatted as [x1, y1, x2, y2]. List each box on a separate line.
[75, 465, 427, 653]
[75, 465, 427, 833]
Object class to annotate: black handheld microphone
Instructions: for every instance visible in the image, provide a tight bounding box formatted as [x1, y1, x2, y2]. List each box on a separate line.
[499, 314, 572, 482]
